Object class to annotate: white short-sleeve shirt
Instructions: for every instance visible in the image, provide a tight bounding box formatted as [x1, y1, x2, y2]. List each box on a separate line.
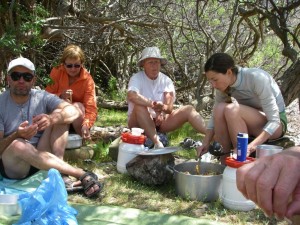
[127, 71, 175, 117]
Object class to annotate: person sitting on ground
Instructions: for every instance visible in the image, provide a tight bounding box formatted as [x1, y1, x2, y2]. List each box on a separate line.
[197, 53, 287, 164]
[46, 44, 97, 141]
[127, 46, 206, 148]
[0, 57, 102, 198]
[236, 146, 300, 221]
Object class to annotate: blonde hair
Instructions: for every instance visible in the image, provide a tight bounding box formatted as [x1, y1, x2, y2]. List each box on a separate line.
[60, 44, 85, 64]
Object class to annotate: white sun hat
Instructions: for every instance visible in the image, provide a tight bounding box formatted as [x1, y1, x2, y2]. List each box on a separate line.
[137, 47, 167, 67]
[7, 57, 35, 73]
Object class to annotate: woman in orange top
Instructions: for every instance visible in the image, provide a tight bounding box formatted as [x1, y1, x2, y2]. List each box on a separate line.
[46, 44, 97, 140]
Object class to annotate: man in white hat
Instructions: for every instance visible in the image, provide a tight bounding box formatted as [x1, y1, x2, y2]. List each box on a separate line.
[0, 57, 102, 198]
[127, 47, 206, 148]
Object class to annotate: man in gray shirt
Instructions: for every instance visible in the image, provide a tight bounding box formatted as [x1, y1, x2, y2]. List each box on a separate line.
[0, 57, 102, 198]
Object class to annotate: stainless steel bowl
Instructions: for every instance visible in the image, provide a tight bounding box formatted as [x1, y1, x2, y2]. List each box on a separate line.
[256, 145, 283, 158]
[0, 194, 20, 216]
[66, 134, 83, 149]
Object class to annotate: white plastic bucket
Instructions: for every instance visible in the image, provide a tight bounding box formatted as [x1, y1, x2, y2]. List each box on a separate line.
[221, 157, 256, 211]
[117, 142, 145, 173]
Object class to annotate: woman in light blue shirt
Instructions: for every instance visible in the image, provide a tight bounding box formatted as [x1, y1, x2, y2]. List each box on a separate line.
[197, 53, 287, 163]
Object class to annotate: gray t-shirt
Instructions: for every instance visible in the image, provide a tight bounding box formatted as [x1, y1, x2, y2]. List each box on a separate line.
[0, 89, 63, 145]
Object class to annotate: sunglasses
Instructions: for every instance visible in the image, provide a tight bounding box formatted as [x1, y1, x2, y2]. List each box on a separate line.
[10, 72, 34, 82]
[65, 63, 81, 68]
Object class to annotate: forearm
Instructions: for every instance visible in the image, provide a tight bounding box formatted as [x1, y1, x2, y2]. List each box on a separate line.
[0, 132, 19, 155]
[249, 130, 271, 147]
[128, 91, 154, 108]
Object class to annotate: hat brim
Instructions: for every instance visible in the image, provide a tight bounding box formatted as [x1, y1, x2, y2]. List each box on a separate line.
[137, 58, 167, 67]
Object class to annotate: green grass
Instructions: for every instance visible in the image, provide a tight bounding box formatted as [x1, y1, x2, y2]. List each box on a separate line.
[67, 109, 286, 225]
[96, 108, 127, 127]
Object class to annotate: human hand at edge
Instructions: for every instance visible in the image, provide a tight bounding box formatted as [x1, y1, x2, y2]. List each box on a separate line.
[286, 182, 300, 219]
[196, 143, 209, 158]
[60, 89, 73, 103]
[237, 152, 300, 219]
[32, 114, 52, 131]
[17, 121, 38, 140]
[152, 101, 164, 113]
[81, 125, 91, 141]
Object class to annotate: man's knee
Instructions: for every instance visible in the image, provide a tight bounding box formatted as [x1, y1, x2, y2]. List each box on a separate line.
[73, 102, 85, 115]
[6, 139, 32, 157]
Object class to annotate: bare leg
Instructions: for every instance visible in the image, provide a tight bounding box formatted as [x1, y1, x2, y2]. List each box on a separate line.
[213, 103, 233, 152]
[128, 105, 162, 146]
[212, 102, 283, 164]
[223, 102, 248, 148]
[37, 124, 69, 160]
[72, 102, 85, 135]
[2, 139, 99, 196]
[159, 105, 206, 134]
[2, 139, 84, 179]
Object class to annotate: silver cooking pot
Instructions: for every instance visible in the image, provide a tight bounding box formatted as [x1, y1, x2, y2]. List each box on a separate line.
[66, 134, 83, 149]
[167, 161, 225, 202]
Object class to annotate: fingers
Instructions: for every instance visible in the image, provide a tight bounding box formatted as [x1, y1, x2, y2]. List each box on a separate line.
[196, 145, 208, 157]
[272, 157, 300, 218]
[237, 154, 300, 219]
[254, 159, 280, 217]
[236, 161, 258, 200]
[18, 123, 38, 139]
[32, 114, 51, 131]
[19, 121, 29, 127]
[82, 126, 91, 140]
[286, 184, 300, 219]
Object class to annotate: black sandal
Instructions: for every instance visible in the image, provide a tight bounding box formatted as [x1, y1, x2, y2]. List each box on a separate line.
[79, 171, 103, 198]
[61, 174, 83, 192]
[208, 141, 233, 156]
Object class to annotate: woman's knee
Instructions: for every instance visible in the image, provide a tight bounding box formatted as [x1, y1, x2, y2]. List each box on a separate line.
[223, 103, 240, 119]
[213, 102, 228, 119]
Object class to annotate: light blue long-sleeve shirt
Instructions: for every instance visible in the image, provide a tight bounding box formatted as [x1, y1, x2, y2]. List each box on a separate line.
[208, 67, 286, 135]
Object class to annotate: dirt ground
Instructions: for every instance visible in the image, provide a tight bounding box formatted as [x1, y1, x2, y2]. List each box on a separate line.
[285, 98, 300, 146]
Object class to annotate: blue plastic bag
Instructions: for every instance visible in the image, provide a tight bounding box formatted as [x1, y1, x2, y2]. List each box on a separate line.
[14, 168, 78, 225]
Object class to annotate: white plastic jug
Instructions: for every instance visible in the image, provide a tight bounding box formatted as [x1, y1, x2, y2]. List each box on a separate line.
[221, 157, 256, 211]
[117, 131, 146, 173]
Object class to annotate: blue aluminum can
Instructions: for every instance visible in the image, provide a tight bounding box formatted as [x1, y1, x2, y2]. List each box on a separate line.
[237, 133, 248, 162]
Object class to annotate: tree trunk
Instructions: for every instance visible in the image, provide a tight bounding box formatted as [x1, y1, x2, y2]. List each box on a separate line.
[278, 58, 300, 107]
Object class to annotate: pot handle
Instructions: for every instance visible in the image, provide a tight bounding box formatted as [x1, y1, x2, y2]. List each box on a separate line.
[165, 164, 174, 175]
